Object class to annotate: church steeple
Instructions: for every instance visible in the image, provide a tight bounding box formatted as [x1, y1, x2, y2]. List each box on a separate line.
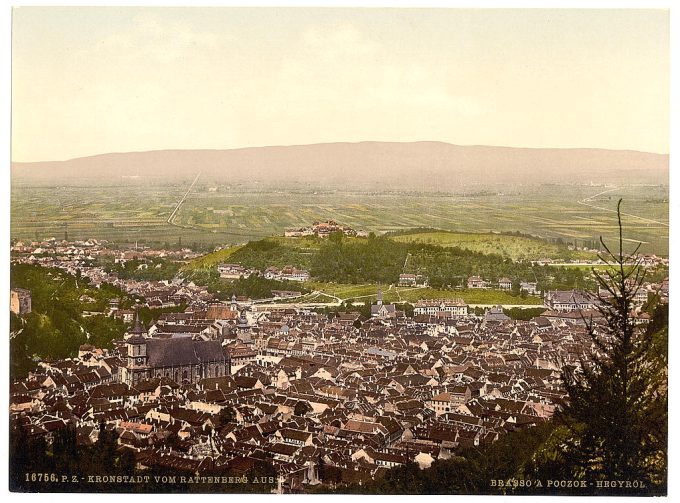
[131, 308, 144, 335]
[377, 289, 383, 306]
[126, 305, 146, 341]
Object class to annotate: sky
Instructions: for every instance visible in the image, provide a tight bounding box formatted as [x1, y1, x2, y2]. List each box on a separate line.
[11, 7, 670, 162]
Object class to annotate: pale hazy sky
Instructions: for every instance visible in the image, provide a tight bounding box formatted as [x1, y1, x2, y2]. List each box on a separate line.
[11, 7, 669, 161]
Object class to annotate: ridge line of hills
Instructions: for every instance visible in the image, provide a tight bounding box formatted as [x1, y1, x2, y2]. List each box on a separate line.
[13, 140, 669, 164]
[12, 141, 668, 190]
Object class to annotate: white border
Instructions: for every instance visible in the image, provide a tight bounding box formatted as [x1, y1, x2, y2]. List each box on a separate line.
[3, 2, 676, 503]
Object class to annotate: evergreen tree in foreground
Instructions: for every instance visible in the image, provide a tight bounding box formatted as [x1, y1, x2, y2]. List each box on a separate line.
[559, 199, 667, 491]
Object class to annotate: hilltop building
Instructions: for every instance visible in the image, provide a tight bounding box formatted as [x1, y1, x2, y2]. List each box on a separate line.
[217, 263, 253, 279]
[398, 274, 428, 287]
[467, 276, 489, 289]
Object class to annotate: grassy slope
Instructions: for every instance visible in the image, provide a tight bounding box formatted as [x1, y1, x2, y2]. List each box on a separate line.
[388, 231, 596, 261]
[181, 235, 325, 272]
[181, 245, 243, 271]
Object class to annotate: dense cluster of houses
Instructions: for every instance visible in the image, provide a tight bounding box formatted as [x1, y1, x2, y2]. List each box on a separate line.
[11, 238, 202, 265]
[11, 245, 215, 314]
[11, 287, 618, 492]
[9, 239, 668, 493]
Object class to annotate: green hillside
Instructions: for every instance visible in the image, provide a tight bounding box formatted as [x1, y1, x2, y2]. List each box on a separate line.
[9, 264, 133, 378]
[181, 244, 244, 272]
[388, 230, 596, 261]
[180, 231, 606, 305]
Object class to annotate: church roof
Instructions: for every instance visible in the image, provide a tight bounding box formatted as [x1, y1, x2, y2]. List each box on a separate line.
[146, 339, 228, 367]
[371, 304, 396, 314]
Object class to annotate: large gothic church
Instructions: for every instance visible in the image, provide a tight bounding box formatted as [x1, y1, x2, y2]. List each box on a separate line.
[119, 315, 231, 386]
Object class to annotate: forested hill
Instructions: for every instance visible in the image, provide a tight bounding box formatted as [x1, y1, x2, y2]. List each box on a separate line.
[9, 265, 131, 379]
[190, 234, 600, 292]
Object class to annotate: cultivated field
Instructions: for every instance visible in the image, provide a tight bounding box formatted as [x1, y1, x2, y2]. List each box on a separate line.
[11, 182, 669, 255]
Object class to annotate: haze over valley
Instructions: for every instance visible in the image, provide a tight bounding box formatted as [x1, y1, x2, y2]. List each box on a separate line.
[10, 142, 669, 256]
[12, 141, 668, 189]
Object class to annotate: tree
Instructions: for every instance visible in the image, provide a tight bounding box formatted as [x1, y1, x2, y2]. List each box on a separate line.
[329, 231, 344, 244]
[559, 199, 667, 491]
[294, 400, 312, 417]
[9, 419, 50, 491]
[216, 406, 236, 427]
[511, 279, 521, 296]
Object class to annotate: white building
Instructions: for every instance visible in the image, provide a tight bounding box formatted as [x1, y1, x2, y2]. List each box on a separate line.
[413, 299, 468, 316]
[217, 263, 252, 279]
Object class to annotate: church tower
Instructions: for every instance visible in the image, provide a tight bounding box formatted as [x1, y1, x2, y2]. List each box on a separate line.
[123, 309, 148, 385]
[237, 309, 250, 334]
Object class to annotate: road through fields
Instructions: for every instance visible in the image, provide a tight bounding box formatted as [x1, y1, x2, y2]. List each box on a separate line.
[578, 187, 669, 227]
[167, 172, 201, 226]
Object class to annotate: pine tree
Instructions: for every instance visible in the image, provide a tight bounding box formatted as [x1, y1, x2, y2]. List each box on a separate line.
[91, 421, 119, 474]
[560, 199, 667, 491]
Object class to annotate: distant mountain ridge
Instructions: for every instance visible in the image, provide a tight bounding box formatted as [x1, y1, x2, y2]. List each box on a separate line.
[11, 141, 668, 189]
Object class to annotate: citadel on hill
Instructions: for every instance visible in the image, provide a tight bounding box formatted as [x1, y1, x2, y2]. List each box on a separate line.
[284, 220, 368, 238]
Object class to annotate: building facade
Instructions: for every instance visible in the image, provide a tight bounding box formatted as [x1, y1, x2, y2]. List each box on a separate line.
[120, 318, 230, 386]
[10, 288, 32, 315]
[413, 299, 468, 316]
[545, 289, 598, 312]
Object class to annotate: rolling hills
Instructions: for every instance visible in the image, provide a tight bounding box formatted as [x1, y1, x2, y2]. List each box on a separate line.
[11, 141, 668, 190]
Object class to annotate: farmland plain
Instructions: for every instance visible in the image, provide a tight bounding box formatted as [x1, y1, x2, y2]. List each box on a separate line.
[11, 182, 668, 255]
